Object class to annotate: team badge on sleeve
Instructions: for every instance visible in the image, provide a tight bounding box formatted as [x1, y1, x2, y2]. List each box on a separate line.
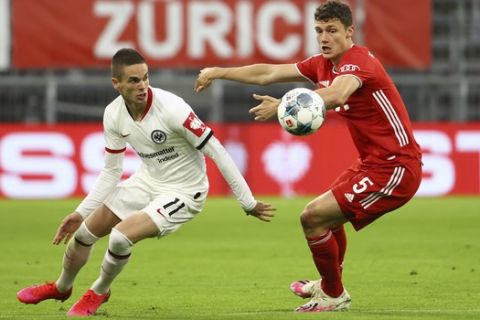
[183, 112, 207, 137]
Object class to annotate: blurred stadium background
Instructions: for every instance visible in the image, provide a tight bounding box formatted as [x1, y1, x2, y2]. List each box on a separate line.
[0, 0, 480, 198]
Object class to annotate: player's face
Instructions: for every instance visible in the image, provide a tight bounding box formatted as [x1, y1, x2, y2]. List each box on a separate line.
[112, 63, 150, 106]
[314, 19, 354, 64]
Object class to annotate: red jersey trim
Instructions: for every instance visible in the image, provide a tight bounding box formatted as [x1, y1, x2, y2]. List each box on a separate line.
[140, 87, 153, 121]
[105, 147, 126, 154]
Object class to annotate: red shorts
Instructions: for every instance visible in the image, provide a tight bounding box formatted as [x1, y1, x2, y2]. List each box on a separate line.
[331, 159, 422, 231]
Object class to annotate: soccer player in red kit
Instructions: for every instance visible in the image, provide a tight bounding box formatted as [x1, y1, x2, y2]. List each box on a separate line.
[195, 0, 422, 313]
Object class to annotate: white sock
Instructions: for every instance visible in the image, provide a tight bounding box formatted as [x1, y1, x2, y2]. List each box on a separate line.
[91, 250, 130, 294]
[91, 228, 132, 294]
[55, 239, 93, 292]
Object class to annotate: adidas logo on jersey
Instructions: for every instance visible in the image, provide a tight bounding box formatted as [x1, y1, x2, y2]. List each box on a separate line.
[319, 80, 330, 87]
[344, 193, 355, 202]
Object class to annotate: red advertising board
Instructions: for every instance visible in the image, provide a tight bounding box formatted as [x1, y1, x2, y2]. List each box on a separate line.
[0, 122, 479, 199]
[11, 0, 430, 69]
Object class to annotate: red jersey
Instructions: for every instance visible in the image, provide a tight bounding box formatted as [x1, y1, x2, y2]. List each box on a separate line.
[296, 45, 421, 166]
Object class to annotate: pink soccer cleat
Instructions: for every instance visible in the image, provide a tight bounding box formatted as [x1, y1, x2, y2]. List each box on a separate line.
[295, 286, 351, 313]
[289, 279, 320, 299]
[67, 289, 110, 317]
[17, 282, 72, 304]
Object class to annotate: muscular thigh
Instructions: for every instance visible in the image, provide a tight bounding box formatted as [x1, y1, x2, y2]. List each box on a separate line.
[114, 212, 159, 243]
[331, 160, 422, 231]
[85, 204, 121, 238]
[304, 191, 347, 228]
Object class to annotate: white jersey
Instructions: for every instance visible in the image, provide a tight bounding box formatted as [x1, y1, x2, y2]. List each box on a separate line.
[104, 87, 211, 195]
[75, 86, 256, 219]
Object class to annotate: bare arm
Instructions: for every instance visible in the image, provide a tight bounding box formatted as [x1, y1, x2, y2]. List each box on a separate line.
[249, 75, 362, 121]
[195, 64, 304, 92]
[315, 75, 361, 110]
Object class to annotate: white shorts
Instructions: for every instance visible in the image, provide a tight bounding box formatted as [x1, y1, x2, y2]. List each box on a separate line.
[104, 173, 207, 237]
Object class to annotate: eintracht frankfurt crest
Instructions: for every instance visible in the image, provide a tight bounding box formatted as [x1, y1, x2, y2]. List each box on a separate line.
[151, 130, 167, 144]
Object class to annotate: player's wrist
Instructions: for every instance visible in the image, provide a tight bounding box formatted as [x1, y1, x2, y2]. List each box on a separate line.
[74, 210, 88, 221]
[214, 67, 225, 80]
[243, 200, 258, 214]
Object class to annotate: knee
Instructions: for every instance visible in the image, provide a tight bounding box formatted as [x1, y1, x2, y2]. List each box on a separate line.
[300, 202, 330, 231]
[74, 222, 100, 246]
[109, 228, 133, 256]
[109, 228, 133, 255]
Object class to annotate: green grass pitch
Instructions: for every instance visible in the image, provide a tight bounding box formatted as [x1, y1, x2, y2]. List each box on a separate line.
[1, 197, 479, 320]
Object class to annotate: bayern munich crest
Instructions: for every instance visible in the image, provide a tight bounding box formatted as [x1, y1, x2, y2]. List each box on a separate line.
[151, 130, 167, 144]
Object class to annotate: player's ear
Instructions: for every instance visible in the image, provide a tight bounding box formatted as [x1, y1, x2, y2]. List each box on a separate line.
[112, 77, 120, 90]
[346, 25, 354, 39]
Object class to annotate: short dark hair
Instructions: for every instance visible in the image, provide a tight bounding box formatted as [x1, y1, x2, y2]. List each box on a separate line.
[111, 48, 146, 79]
[315, 0, 352, 28]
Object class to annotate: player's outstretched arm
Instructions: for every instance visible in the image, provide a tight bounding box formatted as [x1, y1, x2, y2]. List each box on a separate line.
[200, 136, 276, 220]
[245, 200, 276, 222]
[194, 64, 301, 93]
[53, 212, 84, 245]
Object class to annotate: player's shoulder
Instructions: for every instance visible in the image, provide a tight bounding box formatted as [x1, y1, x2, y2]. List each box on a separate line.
[150, 87, 186, 106]
[300, 53, 327, 64]
[150, 86, 193, 122]
[103, 95, 124, 119]
[338, 45, 379, 72]
[344, 45, 376, 61]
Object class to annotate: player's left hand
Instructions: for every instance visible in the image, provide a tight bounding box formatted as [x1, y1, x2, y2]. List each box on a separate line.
[245, 201, 276, 222]
[194, 67, 215, 92]
[249, 94, 280, 121]
[53, 212, 84, 245]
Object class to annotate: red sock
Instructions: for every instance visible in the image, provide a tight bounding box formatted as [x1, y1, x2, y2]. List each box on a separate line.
[332, 226, 347, 271]
[307, 231, 344, 298]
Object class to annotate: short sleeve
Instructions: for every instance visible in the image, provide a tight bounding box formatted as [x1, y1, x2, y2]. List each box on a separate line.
[103, 107, 127, 153]
[295, 54, 323, 84]
[337, 49, 376, 84]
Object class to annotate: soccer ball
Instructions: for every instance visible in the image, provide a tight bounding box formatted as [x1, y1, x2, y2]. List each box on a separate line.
[277, 88, 326, 136]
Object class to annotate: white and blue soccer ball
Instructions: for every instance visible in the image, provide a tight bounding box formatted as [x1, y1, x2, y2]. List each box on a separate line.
[277, 88, 326, 136]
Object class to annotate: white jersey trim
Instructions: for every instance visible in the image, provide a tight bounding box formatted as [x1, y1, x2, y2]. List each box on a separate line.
[359, 166, 405, 209]
[373, 90, 409, 147]
[334, 74, 363, 89]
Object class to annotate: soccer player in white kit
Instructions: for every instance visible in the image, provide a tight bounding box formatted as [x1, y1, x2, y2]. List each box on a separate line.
[17, 48, 275, 317]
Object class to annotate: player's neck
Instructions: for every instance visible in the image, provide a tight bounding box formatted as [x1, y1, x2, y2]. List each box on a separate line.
[331, 42, 354, 68]
[125, 101, 147, 121]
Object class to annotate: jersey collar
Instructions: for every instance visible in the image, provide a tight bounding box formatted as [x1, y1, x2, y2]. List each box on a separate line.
[139, 87, 153, 121]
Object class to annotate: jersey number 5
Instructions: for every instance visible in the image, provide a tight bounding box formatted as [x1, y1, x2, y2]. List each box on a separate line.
[353, 177, 373, 194]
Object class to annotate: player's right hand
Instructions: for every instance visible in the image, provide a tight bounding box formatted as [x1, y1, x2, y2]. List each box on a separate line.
[194, 67, 216, 92]
[246, 201, 276, 222]
[53, 212, 84, 245]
